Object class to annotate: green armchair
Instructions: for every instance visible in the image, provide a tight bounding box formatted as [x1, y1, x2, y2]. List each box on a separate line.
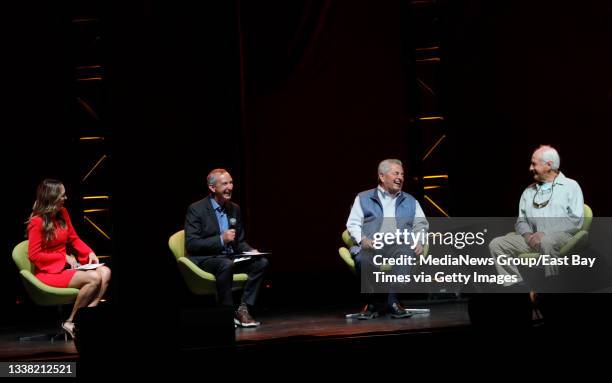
[517, 204, 593, 260]
[168, 230, 247, 296]
[338, 230, 357, 273]
[12, 240, 79, 341]
[338, 230, 431, 315]
[12, 240, 79, 307]
[339, 229, 429, 273]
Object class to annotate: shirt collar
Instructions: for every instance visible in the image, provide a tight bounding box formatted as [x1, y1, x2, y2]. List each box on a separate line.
[377, 185, 400, 199]
[554, 172, 566, 185]
[210, 198, 225, 212]
[530, 171, 566, 190]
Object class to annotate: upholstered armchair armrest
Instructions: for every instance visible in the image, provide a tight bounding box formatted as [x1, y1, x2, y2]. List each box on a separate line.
[560, 230, 589, 257]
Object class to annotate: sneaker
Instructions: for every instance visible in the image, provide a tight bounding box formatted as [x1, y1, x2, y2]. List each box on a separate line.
[388, 302, 413, 319]
[357, 303, 379, 320]
[235, 305, 261, 328]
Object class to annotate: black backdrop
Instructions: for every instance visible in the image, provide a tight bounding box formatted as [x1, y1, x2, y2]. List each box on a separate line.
[443, 0, 611, 217]
[3, 0, 610, 352]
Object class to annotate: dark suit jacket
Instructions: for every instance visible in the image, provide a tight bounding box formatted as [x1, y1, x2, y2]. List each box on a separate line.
[185, 195, 253, 258]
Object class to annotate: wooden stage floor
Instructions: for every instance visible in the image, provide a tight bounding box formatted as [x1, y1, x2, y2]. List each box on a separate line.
[0, 300, 469, 361]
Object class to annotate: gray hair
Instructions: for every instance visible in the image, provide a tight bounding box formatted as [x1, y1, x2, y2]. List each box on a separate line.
[378, 159, 403, 175]
[536, 145, 560, 171]
[207, 168, 228, 186]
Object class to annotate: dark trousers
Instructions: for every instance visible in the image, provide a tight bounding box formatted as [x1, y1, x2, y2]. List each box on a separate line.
[354, 244, 413, 307]
[191, 255, 269, 307]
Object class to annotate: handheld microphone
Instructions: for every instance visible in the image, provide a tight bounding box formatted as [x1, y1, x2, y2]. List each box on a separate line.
[228, 218, 237, 254]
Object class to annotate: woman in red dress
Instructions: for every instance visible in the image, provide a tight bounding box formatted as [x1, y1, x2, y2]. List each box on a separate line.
[27, 179, 111, 338]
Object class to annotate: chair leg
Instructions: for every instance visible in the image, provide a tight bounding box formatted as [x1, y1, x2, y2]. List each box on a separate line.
[529, 291, 543, 321]
[51, 329, 68, 343]
[19, 334, 53, 342]
[56, 305, 72, 342]
[19, 328, 67, 342]
[18, 305, 72, 343]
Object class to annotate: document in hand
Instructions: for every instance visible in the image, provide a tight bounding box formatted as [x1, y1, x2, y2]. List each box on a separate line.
[77, 263, 105, 270]
[241, 251, 271, 256]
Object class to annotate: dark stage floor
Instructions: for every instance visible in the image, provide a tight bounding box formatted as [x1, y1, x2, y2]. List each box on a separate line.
[0, 300, 469, 361]
[235, 301, 469, 343]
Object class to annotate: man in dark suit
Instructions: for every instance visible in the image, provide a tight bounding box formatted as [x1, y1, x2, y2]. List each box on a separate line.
[185, 168, 268, 327]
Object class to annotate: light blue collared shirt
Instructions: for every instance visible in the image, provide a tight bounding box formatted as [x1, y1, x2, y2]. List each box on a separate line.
[515, 172, 584, 235]
[210, 198, 233, 253]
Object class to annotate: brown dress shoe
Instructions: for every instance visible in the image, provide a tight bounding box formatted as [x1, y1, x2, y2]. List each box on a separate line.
[235, 305, 261, 328]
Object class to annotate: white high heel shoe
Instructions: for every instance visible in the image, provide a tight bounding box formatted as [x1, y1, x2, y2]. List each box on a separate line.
[61, 321, 75, 339]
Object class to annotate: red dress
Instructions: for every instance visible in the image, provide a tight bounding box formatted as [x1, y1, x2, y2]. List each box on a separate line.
[27, 208, 93, 288]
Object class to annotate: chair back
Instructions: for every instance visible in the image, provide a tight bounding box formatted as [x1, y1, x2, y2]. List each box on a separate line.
[169, 230, 186, 260]
[582, 204, 593, 232]
[12, 241, 34, 273]
[169, 229, 249, 295]
[341, 230, 356, 248]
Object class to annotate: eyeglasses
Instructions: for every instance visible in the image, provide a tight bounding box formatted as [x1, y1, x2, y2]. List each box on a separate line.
[532, 182, 555, 209]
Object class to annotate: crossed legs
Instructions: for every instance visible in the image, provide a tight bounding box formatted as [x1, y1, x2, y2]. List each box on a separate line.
[66, 266, 112, 322]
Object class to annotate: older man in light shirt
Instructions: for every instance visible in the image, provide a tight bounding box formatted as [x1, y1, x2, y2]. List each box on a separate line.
[489, 145, 584, 285]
